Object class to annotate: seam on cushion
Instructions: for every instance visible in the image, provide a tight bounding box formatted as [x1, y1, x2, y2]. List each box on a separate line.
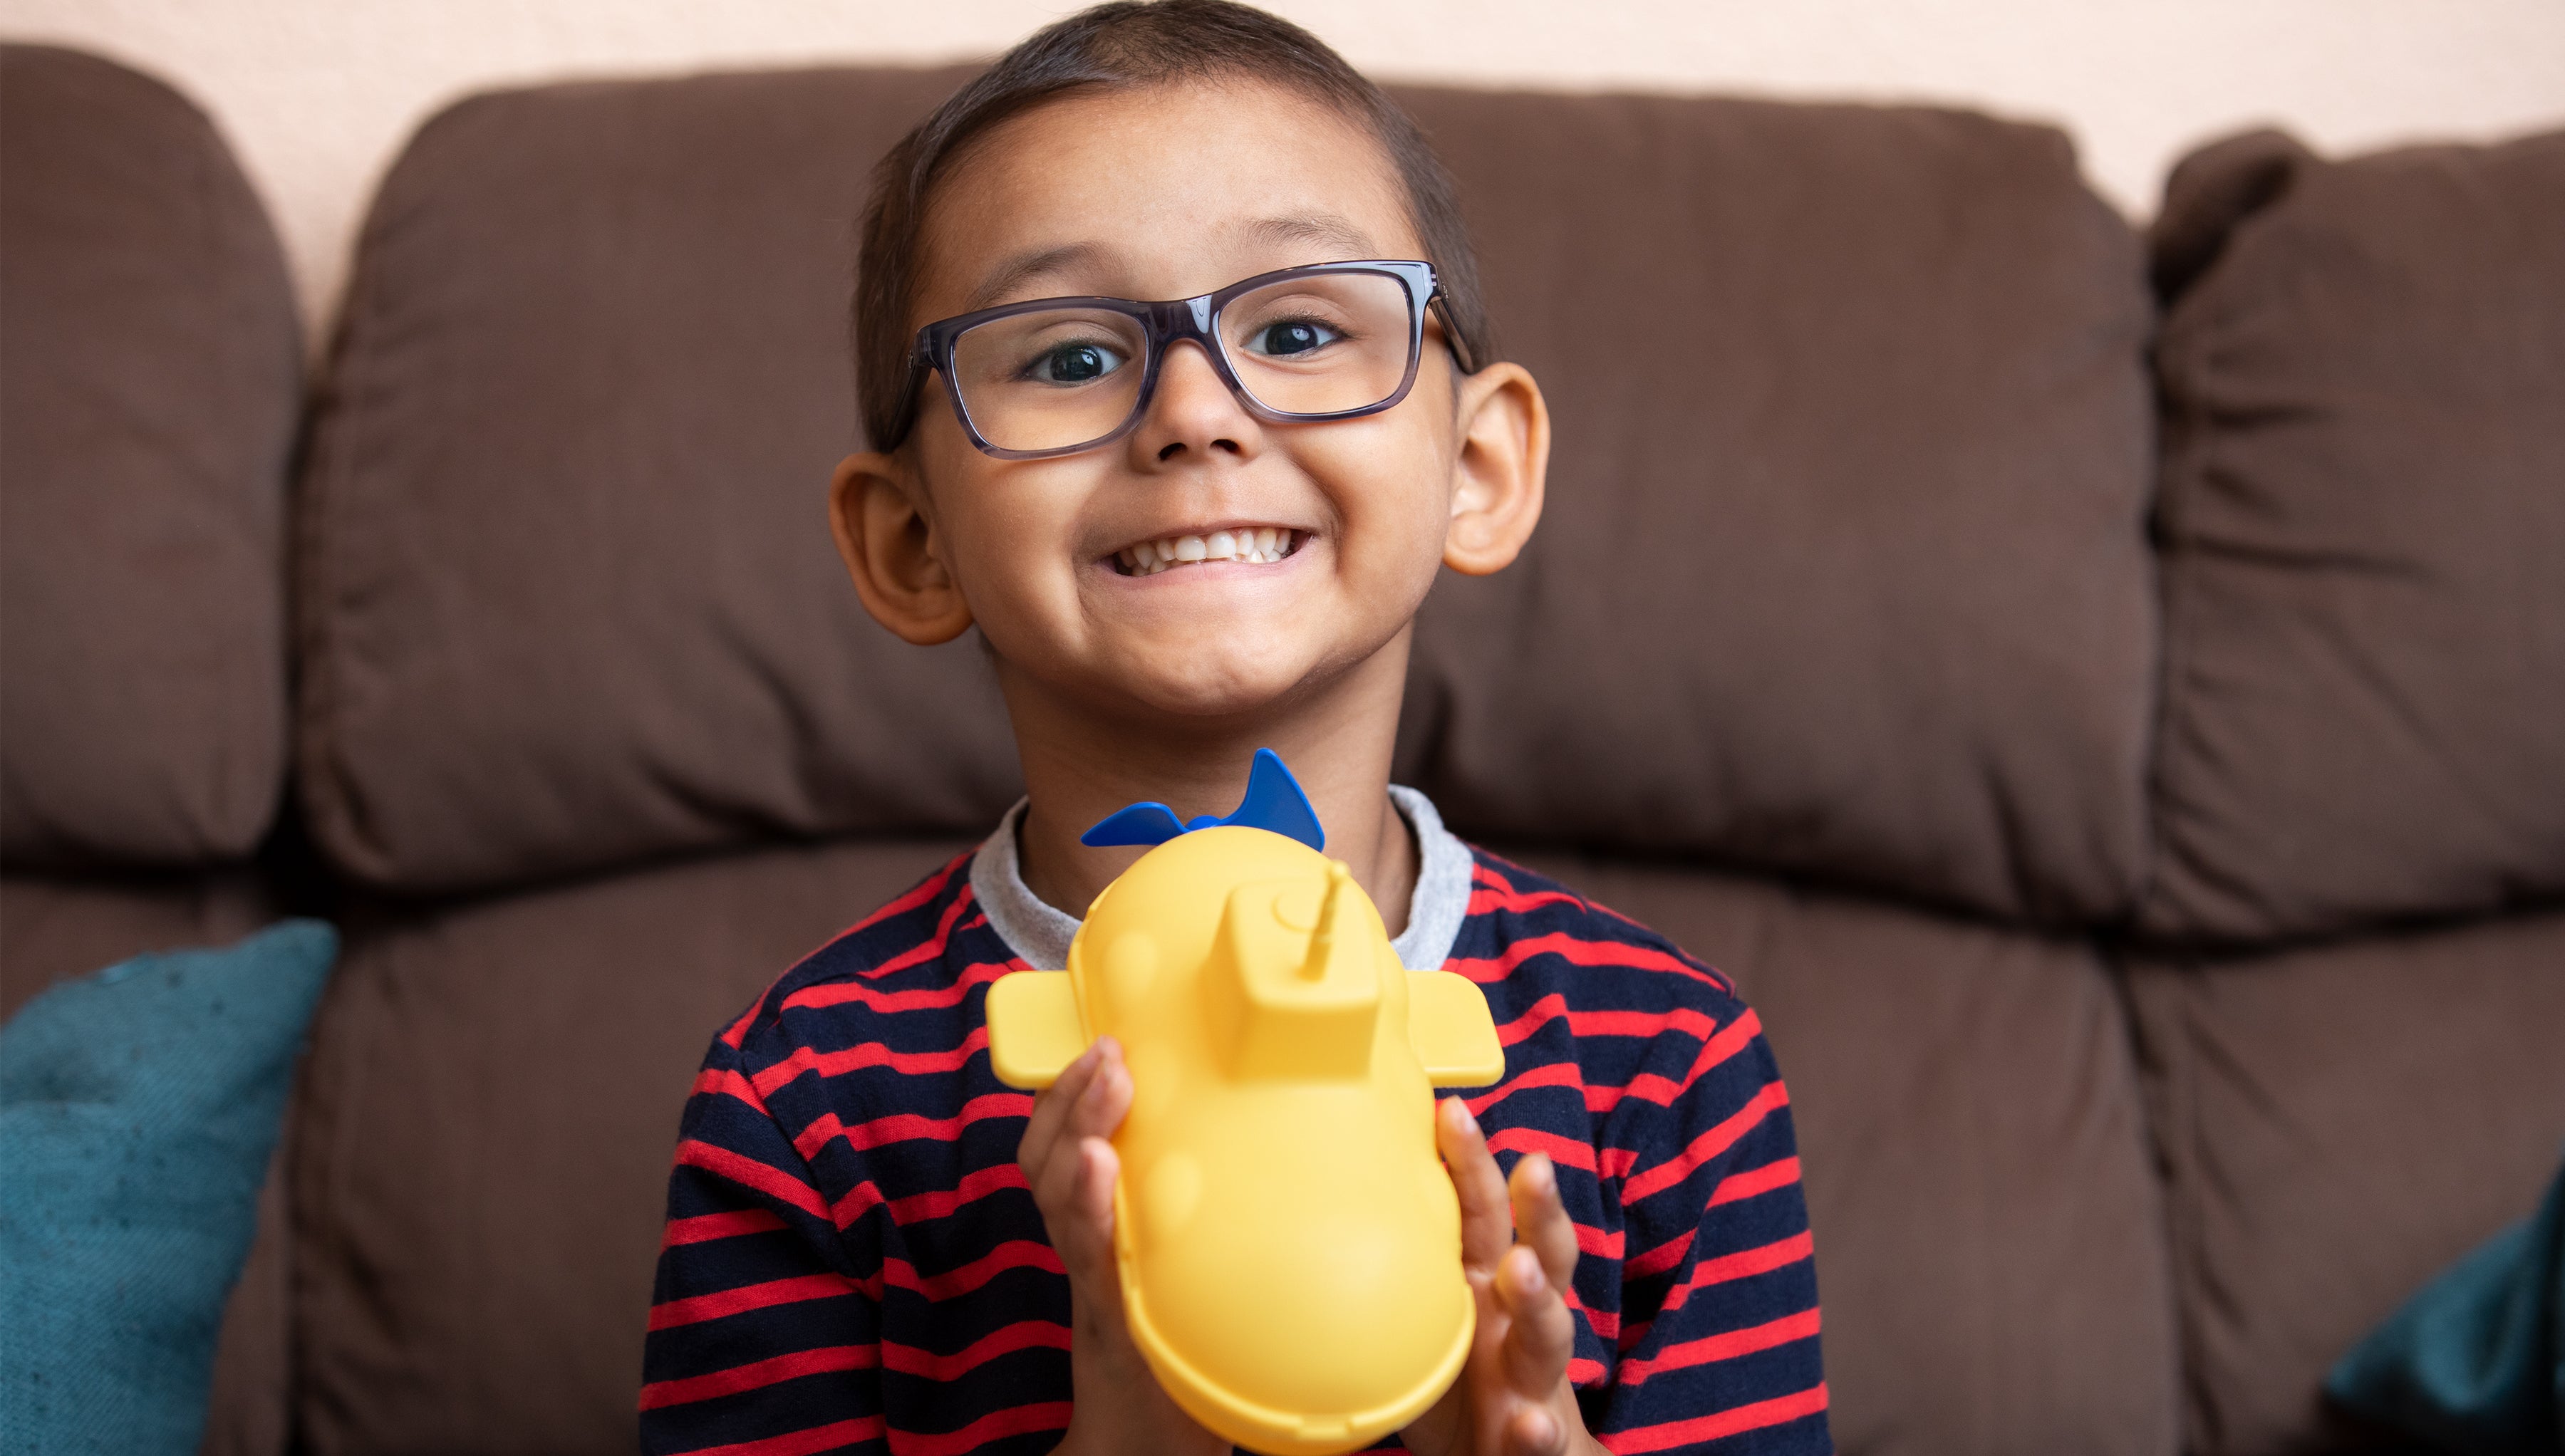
[293, 147, 408, 888]
[2137, 293, 2220, 942]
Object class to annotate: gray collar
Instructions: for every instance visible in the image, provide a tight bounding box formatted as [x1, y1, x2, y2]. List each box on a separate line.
[968, 785, 1472, 972]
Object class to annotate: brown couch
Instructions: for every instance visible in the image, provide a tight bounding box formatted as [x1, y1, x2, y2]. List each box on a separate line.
[3, 41, 2559, 1456]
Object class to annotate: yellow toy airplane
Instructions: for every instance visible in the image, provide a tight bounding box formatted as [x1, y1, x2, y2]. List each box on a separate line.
[985, 749, 1506, 1455]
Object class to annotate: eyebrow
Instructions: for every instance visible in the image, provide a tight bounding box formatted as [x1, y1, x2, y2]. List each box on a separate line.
[964, 243, 1105, 313]
[957, 214, 1385, 312]
[1240, 212, 1379, 256]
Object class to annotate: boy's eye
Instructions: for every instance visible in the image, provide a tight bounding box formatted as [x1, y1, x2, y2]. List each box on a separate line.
[1027, 340, 1127, 385]
[1245, 318, 1343, 357]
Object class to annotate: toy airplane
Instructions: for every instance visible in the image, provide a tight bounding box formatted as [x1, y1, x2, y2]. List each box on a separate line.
[985, 749, 1506, 1455]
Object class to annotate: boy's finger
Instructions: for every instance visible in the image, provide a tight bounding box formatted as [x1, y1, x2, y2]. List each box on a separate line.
[1435, 1096, 1513, 1271]
[1495, 1245, 1577, 1398]
[1504, 1403, 1568, 1456]
[1017, 1039, 1103, 1172]
[1066, 1039, 1134, 1141]
[1506, 1153, 1580, 1295]
[1052, 1135, 1122, 1283]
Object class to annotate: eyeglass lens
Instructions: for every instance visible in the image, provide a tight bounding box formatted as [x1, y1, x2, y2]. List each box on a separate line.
[947, 271, 1414, 455]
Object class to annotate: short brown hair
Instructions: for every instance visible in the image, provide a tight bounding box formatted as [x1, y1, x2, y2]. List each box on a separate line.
[853, 0, 1492, 451]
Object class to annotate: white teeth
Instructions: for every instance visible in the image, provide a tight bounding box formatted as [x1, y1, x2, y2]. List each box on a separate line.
[1119, 528, 1299, 573]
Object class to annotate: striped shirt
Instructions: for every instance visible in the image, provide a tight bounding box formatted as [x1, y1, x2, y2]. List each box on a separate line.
[644, 795, 1830, 1455]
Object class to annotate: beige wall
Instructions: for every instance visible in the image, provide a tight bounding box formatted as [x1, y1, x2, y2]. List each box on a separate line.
[8, 0, 2561, 337]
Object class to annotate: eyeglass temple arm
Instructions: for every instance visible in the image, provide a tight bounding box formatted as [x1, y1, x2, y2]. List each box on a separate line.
[1427, 291, 1478, 375]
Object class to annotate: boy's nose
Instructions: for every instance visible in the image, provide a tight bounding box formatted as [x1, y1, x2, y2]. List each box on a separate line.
[1134, 339, 1260, 465]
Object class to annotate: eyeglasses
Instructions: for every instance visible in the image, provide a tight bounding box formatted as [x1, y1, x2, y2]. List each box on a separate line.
[903, 260, 1462, 459]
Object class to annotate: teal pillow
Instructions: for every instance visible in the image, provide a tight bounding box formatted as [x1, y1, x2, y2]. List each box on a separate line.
[2327, 1155, 2565, 1455]
[0, 920, 337, 1454]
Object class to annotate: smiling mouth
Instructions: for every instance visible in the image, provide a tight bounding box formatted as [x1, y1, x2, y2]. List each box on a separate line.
[1114, 527, 1304, 576]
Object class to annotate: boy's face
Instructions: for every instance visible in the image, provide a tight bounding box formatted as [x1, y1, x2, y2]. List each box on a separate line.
[839, 80, 1543, 724]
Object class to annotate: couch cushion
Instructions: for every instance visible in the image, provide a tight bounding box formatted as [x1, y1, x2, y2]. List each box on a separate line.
[1515, 852, 2177, 1456]
[0, 873, 276, 1021]
[2140, 128, 2565, 944]
[2124, 915, 2565, 1455]
[290, 838, 970, 1455]
[300, 71, 2157, 922]
[0, 45, 300, 870]
[1406, 92, 2157, 927]
[296, 68, 1016, 896]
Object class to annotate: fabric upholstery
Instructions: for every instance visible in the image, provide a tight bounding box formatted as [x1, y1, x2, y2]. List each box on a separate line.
[295, 69, 1015, 896]
[2125, 915, 2565, 1455]
[291, 838, 969, 1455]
[1404, 91, 2158, 926]
[2140, 128, 2565, 943]
[0, 921, 336, 1455]
[295, 71, 2158, 926]
[1515, 852, 2178, 1456]
[0, 45, 301, 870]
[0, 873, 276, 1021]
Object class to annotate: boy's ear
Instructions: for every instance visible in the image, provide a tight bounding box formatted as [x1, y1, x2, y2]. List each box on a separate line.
[829, 451, 975, 645]
[1442, 361, 1549, 576]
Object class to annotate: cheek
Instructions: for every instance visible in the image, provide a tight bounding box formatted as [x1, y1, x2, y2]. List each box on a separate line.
[913, 432, 1094, 625]
[1307, 421, 1459, 586]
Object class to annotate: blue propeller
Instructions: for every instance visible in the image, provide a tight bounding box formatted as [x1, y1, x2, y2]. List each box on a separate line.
[1079, 748, 1326, 851]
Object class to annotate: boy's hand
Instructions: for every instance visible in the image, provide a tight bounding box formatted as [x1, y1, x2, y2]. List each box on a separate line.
[1018, 1038, 1227, 1456]
[1404, 1098, 1610, 1456]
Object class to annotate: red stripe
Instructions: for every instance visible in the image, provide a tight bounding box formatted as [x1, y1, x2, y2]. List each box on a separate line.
[1600, 1382, 1829, 1452]
[1656, 1232, 1818, 1332]
[1621, 1307, 1826, 1384]
[884, 1162, 1030, 1225]
[1486, 1125, 1599, 1175]
[753, 1026, 993, 1098]
[694, 1067, 773, 1114]
[1468, 858, 1667, 944]
[794, 1091, 1031, 1162]
[722, 856, 968, 1048]
[882, 1319, 1071, 1380]
[888, 1400, 1075, 1456]
[858, 887, 980, 982]
[638, 1344, 879, 1411]
[846, 856, 968, 938]
[670, 1413, 886, 1456]
[1622, 1009, 1762, 1109]
[1492, 993, 1721, 1049]
[1625, 1227, 1693, 1281]
[1447, 932, 1731, 994]
[651, 1272, 860, 1331]
[673, 1140, 827, 1219]
[662, 1208, 787, 1249]
[1566, 1356, 1608, 1385]
[1622, 1082, 1790, 1203]
[783, 959, 1013, 1016]
[1575, 1221, 1624, 1259]
[880, 1239, 1064, 1301]
[1709, 1156, 1800, 1207]
[1564, 1281, 1620, 1341]
[1468, 875, 1591, 915]
[1463, 1060, 1584, 1116]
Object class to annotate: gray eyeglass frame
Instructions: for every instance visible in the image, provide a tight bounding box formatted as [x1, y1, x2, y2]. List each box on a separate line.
[896, 259, 1466, 460]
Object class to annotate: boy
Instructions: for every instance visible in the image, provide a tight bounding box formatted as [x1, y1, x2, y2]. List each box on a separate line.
[643, 4, 1828, 1453]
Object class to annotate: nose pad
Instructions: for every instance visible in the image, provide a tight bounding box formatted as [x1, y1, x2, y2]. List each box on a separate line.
[1203, 865, 1384, 1081]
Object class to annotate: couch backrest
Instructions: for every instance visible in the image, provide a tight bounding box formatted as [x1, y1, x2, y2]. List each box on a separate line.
[296, 66, 2159, 927]
[0, 43, 303, 875]
[2140, 126, 2565, 945]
